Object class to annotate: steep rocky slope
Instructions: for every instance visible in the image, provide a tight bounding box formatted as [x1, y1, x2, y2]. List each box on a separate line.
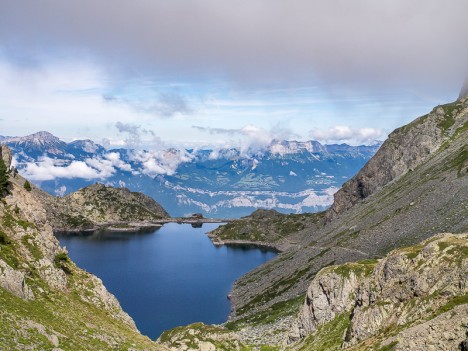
[211, 94, 467, 345]
[327, 98, 467, 220]
[290, 233, 468, 351]
[0, 146, 166, 350]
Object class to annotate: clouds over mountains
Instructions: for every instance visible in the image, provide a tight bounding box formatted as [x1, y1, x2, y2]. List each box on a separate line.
[1, 0, 467, 92]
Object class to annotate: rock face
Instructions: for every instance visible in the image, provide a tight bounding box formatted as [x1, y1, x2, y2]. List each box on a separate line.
[158, 323, 249, 351]
[292, 233, 468, 350]
[0, 145, 12, 169]
[326, 97, 468, 221]
[290, 264, 363, 341]
[0, 259, 35, 300]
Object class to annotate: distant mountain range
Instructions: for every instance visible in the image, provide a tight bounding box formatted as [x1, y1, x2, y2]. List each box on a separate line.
[1, 131, 380, 217]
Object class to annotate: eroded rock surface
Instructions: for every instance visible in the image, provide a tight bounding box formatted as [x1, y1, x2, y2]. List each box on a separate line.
[292, 233, 468, 350]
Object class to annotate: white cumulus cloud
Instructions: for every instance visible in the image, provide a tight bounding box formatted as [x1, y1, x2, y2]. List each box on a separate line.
[20, 153, 134, 181]
[308, 125, 386, 145]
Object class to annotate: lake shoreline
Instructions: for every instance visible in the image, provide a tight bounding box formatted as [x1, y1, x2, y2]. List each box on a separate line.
[54, 217, 233, 235]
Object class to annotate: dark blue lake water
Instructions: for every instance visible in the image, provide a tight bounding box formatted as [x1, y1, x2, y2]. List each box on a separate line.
[56, 223, 276, 339]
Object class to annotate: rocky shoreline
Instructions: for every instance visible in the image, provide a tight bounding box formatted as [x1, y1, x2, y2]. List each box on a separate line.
[208, 235, 284, 252]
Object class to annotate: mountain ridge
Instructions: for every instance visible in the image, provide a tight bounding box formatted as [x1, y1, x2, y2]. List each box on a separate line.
[2, 132, 380, 217]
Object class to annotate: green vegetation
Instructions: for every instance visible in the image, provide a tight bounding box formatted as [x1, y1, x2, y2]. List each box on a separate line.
[159, 323, 251, 351]
[237, 265, 315, 315]
[23, 180, 32, 192]
[298, 312, 351, 351]
[328, 260, 377, 279]
[226, 295, 304, 330]
[0, 285, 158, 350]
[376, 341, 398, 351]
[0, 230, 11, 245]
[212, 211, 324, 243]
[0, 158, 8, 196]
[54, 252, 72, 275]
[434, 294, 468, 316]
[60, 213, 94, 229]
[21, 235, 43, 260]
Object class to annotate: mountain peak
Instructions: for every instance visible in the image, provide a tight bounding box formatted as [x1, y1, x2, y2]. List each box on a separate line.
[8, 131, 62, 146]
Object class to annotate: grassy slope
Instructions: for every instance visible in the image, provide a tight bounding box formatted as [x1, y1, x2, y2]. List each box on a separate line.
[0, 182, 165, 350]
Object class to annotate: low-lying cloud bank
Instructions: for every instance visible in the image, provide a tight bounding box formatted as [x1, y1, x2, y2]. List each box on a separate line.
[20, 150, 192, 181]
[308, 125, 386, 145]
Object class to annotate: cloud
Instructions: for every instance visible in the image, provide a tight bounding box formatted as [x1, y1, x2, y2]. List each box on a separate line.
[20, 153, 133, 181]
[105, 91, 193, 118]
[128, 149, 195, 177]
[115, 122, 161, 148]
[156, 92, 193, 117]
[308, 125, 386, 145]
[193, 124, 284, 157]
[1, 0, 467, 94]
[21, 157, 111, 181]
[55, 185, 67, 197]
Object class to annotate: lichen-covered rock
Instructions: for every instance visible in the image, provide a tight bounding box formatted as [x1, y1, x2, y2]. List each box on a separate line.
[0, 259, 34, 300]
[291, 267, 361, 341]
[292, 233, 468, 350]
[383, 304, 468, 351]
[158, 323, 248, 351]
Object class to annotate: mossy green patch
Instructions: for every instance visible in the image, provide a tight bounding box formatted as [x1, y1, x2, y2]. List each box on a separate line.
[0, 230, 11, 245]
[376, 340, 398, 351]
[21, 235, 43, 260]
[298, 312, 351, 351]
[53, 252, 72, 275]
[226, 295, 303, 330]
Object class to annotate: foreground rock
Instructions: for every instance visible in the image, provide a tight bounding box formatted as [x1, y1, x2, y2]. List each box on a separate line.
[158, 323, 250, 351]
[290, 233, 468, 350]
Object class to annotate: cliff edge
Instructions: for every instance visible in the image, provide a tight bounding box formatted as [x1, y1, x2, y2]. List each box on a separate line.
[326, 94, 468, 221]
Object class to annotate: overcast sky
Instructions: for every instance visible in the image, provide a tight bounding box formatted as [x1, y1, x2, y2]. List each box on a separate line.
[1, 0, 467, 148]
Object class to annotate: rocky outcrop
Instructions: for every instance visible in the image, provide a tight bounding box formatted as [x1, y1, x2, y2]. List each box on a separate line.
[0, 144, 12, 170]
[34, 182, 169, 231]
[158, 323, 249, 351]
[289, 264, 365, 341]
[326, 97, 468, 221]
[0, 259, 35, 300]
[291, 233, 468, 350]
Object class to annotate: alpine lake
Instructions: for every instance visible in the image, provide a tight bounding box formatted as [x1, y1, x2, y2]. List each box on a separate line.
[56, 223, 277, 339]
